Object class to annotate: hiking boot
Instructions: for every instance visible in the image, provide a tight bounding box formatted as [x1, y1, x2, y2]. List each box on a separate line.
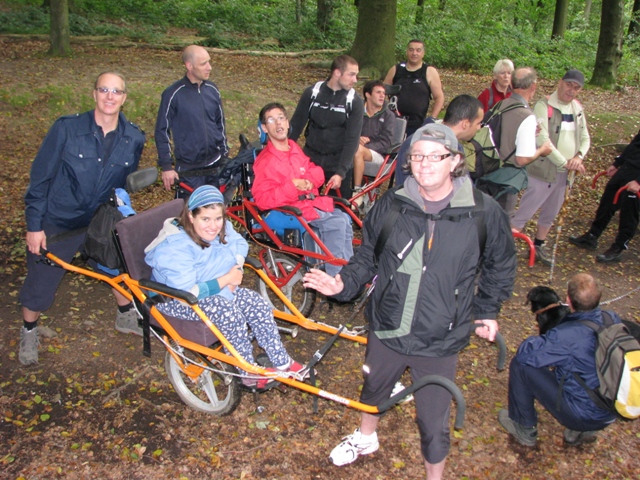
[115, 308, 143, 336]
[596, 244, 624, 263]
[568, 232, 598, 250]
[535, 244, 553, 267]
[498, 409, 537, 447]
[19, 326, 40, 366]
[329, 428, 379, 466]
[563, 428, 598, 446]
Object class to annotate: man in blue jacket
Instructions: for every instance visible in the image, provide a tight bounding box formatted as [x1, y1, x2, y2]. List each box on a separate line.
[19, 72, 145, 366]
[155, 45, 229, 198]
[498, 273, 618, 447]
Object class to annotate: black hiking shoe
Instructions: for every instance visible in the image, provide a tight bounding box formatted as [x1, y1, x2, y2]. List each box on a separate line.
[563, 428, 598, 446]
[498, 409, 537, 447]
[596, 243, 624, 263]
[568, 232, 598, 250]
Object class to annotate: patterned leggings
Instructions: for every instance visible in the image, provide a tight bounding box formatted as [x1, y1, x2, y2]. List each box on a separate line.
[158, 288, 291, 373]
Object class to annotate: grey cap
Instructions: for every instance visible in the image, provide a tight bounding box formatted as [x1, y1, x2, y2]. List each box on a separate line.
[562, 69, 585, 87]
[410, 123, 461, 154]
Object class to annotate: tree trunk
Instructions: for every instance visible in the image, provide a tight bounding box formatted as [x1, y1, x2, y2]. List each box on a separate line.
[317, 0, 335, 33]
[584, 0, 592, 21]
[49, 0, 71, 56]
[350, 0, 396, 79]
[591, 0, 624, 88]
[296, 0, 303, 24]
[415, 0, 425, 24]
[628, 0, 640, 36]
[551, 0, 568, 38]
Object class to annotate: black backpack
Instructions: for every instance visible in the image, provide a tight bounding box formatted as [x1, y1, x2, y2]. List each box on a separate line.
[83, 191, 124, 270]
[471, 100, 526, 178]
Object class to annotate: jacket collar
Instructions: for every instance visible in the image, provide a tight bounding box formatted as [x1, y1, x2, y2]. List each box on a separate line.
[547, 90, 583, 112]
[74, 110, 128, 138]
[399, 175, 475, 212]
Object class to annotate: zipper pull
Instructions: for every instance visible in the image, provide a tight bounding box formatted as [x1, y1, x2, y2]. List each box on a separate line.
[397, 239, 413, 259]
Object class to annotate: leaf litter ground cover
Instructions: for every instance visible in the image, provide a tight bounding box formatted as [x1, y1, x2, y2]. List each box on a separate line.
[0, 36, 639, 479]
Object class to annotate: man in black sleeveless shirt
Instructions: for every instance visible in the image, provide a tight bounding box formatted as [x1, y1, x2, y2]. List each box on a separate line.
[383, 39, 445, 135]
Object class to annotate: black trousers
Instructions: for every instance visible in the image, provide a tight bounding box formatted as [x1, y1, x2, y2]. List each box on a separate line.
[589, 164, 640, 248]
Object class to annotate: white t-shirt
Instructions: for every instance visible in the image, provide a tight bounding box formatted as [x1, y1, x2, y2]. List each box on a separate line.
[514, 114, 537, 157]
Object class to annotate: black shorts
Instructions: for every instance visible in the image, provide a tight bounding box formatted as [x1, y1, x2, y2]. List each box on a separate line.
[360, 333, 458, 464]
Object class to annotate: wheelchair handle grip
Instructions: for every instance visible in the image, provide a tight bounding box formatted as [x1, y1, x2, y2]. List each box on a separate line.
[613, 185, 629, 205]
[245, 257, 262, 270]
[377, 375, 466, 429]
[591, 171, 607, 190]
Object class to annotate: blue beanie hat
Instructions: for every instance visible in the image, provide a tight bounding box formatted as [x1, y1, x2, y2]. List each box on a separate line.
[188, 185, 225, 211]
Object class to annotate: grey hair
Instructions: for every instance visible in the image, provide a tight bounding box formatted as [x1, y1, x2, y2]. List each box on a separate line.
[512, 67, 538, 90]
[493, 59, 514, 75]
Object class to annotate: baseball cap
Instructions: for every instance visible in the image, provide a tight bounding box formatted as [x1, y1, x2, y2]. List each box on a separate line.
[562, 69, 585, 87]
[410, 123, 461, 154]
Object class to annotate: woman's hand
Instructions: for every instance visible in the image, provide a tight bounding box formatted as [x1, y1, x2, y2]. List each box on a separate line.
[219, 266, 244, 292]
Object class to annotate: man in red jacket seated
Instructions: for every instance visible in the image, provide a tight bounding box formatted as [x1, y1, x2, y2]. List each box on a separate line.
[252, 103, 354, 276]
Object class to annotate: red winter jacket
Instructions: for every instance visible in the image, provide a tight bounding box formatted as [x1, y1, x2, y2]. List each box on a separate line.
[252, 139, 334, 221]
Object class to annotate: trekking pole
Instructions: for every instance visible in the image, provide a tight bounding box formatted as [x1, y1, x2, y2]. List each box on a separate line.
[549, 170, 576, 282]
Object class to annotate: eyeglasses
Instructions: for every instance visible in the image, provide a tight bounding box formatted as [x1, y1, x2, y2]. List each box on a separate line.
[95, 87, 126, 96]
[408, 153, 453, 163]
[265, 116, 287, 124]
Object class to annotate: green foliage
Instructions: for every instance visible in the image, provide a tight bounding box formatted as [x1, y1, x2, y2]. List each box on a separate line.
[0, 0, 637, 85]
[0, 4, 49, 34]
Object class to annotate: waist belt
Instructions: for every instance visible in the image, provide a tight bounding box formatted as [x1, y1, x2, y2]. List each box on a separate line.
[298, 193, 316, 201]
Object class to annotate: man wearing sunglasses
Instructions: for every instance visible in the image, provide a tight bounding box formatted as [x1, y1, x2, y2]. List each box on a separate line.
[19, 71, 145, 366]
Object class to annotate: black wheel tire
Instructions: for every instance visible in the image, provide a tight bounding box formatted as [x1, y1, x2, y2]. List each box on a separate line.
[165, 349, 241, 416]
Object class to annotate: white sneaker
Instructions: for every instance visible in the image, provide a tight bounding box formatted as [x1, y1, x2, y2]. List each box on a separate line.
[329, 428, 379, 466]
[352, 186, 365, 208]
[390, 381, 414, 403]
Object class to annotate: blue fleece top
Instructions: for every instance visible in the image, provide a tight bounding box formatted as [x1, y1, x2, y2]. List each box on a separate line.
[515, 308, 618, 424]
[144, 220, 248, 301]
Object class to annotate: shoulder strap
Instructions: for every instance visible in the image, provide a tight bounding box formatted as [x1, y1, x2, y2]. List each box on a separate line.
[345, 88, 355, 118]
[472, 188, 487, 258]
[488, 88, 494, 110]
[308, 81, 324, 114]
[374, 191, 404, 266]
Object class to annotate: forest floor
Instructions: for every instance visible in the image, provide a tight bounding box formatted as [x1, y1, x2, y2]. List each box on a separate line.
[0, 36, 639, 479]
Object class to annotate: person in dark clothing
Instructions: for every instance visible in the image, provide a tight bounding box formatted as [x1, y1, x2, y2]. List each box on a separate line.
[498, 273, 618, 447]
[289, 55, 364, 199]
[303, 124, 516, 479]
[352, 80, 396, 204]
[569, 130, 640, 263]
[383, 39, 445, 135]
[155, 45, 229, 198]
[19, 72, 146, 366]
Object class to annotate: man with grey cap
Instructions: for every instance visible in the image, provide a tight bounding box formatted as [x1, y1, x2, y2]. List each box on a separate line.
[303, 124, 516, 479]
[511, 69, 590, 266]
